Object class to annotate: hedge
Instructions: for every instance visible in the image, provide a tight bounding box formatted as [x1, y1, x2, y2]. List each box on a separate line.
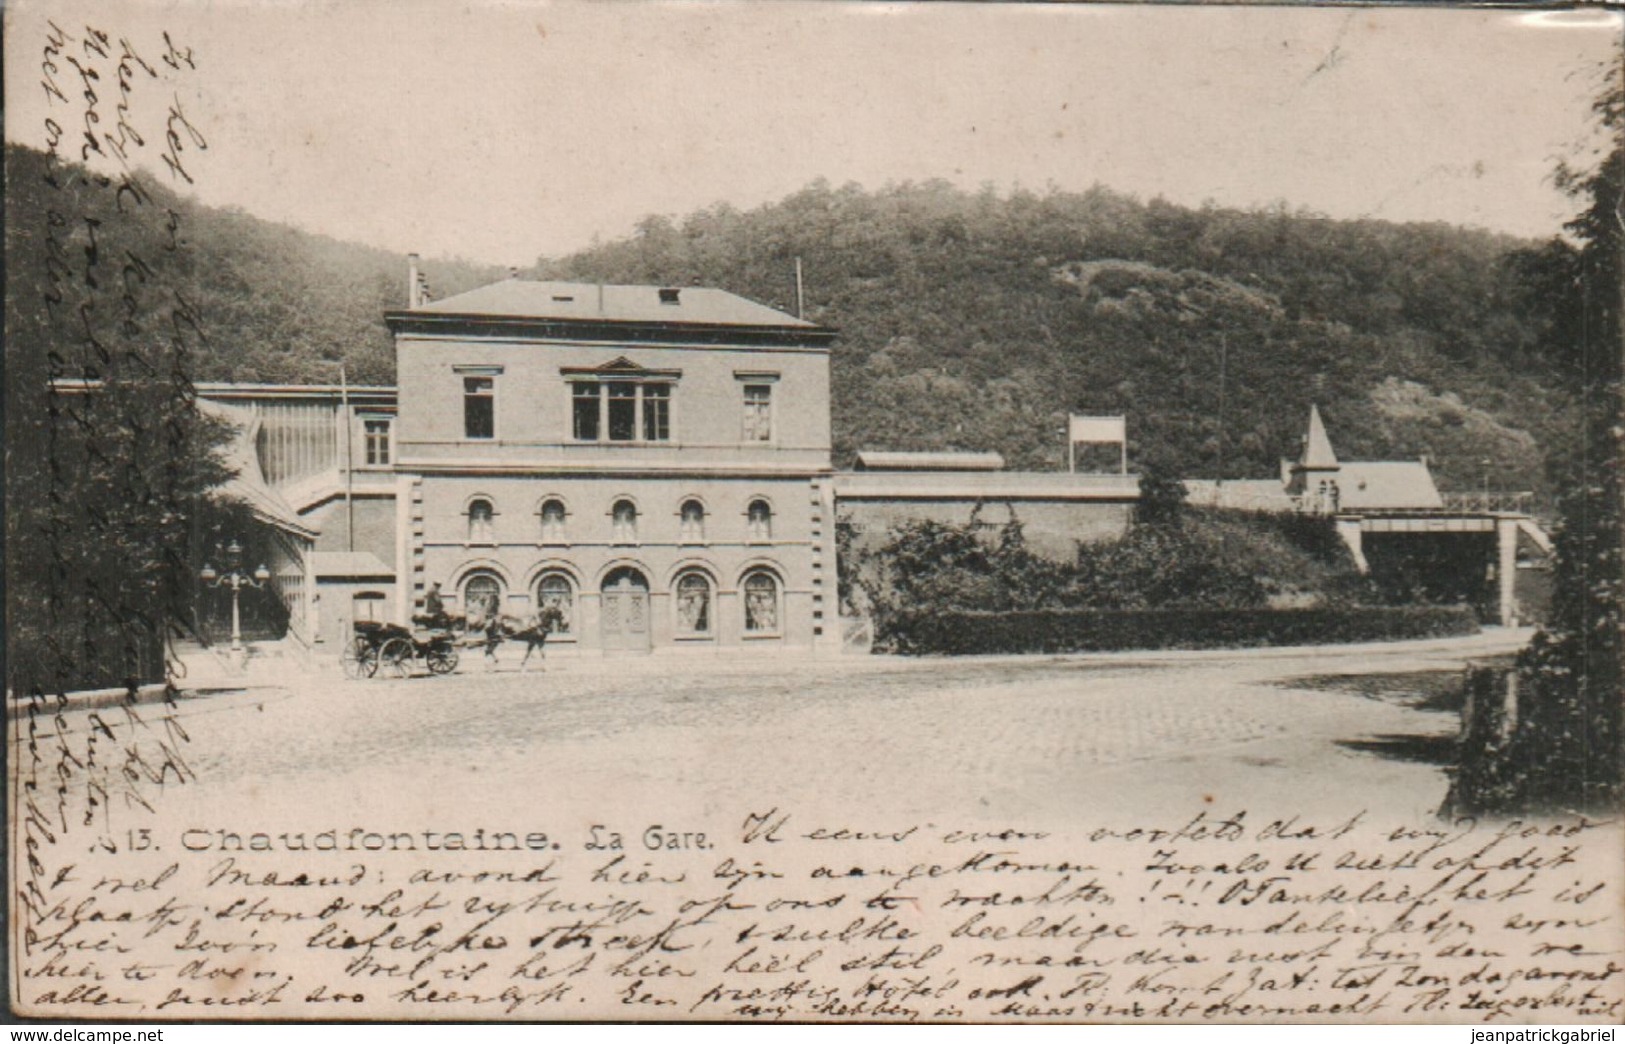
[878, 605, 1480, 655]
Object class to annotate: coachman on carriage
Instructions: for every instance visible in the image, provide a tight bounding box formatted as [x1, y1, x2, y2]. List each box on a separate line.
[339, 587, 566, 679]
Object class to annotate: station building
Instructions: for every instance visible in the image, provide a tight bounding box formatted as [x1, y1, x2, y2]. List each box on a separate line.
[386, 275, 839, 654]
[192, 268, 1146, 657]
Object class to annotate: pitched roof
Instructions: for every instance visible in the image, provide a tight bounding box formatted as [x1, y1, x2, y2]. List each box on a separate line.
[1300, 404, 1339, 469]
[1337, 461, 1444, 510]
[309, 551, 395, 579]
[415, 280, 816, 328]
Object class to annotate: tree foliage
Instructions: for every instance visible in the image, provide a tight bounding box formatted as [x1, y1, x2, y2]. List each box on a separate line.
[1448, 61, 1623, 815]
[1510, 62, 1624, 812]
[6, 148, 244, 691]
[544, 178, 1574, 503]
[5, 145, 505, 387]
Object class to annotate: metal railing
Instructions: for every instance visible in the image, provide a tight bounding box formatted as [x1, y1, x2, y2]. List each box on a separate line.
[1440, 491, 1534, 515]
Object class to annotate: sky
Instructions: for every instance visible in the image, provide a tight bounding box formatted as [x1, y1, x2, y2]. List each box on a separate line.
[6, 1, 1621, 267]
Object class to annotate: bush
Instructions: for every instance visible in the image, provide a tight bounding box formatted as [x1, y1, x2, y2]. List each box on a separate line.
[843, 509, 1370, 631]
[1448, 632, 1623, 816]
[877, 605, 1479, 656]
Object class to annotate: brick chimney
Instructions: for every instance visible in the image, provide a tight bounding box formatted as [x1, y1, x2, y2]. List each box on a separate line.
[407, 253, 422, 309]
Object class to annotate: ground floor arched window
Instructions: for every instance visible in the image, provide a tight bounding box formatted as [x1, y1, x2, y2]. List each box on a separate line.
[463, 571, 504, 619]
[742, 569, 780, 634]
[674, 570, 713, 636]
[536, 571, 575, 634]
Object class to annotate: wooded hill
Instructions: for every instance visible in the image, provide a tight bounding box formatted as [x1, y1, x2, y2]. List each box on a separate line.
[5, 144, 504, 389]
[541, 180, 1578, 503]
[7, 144, 1579, 502]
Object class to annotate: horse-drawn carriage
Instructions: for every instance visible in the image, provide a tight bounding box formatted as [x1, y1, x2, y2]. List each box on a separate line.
[340, 604, 565, 679]
[341, 617, 462, 679]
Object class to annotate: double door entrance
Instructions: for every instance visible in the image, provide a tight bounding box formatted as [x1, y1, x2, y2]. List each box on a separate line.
[600, 567, 651, 652]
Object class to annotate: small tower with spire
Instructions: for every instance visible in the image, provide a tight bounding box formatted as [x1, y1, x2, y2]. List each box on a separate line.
[1286, 404, 1343, 510]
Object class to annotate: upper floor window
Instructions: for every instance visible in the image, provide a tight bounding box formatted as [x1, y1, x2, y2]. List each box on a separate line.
[540, 498, 567, 544]
[612, 499, 638, 544]
[464, 377, 495, 439]
[748, 499, 773, 542]
[572, 383, 600, 441]
[742, 384, 773, 442]
[468, 498, 495, 544]
[363, 418, 392, 466]
[643, 384, 671, 441]
[608, 383, 637, 441]
[570, 380, 673, 443]
[679, 499, 705, 543]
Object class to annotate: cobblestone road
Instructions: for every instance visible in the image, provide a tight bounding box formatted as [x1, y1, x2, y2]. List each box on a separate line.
[146, 632, 1526, 830]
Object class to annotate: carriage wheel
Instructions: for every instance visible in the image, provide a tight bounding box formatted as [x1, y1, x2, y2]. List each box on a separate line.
[425, 643, 459, 676]
[341, 639, 376, 680]
[378, 637, 414, 679]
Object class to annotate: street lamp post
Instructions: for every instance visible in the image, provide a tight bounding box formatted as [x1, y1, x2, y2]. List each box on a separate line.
[200, 539, 271, 659]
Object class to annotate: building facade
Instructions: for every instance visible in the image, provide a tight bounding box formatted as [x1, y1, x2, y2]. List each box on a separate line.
[384, 278, 839, 654]
[188, 274, 1147, 658]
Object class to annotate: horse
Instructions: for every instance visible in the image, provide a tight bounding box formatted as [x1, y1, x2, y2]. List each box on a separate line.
[461, 595, 508, 669]
[467, 605, 565, 671]
[509, 605, 567, 672]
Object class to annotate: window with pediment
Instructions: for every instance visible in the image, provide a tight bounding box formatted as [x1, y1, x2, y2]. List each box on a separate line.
[565, 358, 679, 444]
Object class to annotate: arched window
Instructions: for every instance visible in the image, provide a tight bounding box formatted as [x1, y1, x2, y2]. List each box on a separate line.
[352, 591, 386, 623]
[743, 570, 780, 634]
[747, 499, 773, 542]
[536, 572, 574, 635]
[540, 498, 567, 544]
[674, 571, 712, 636]
[463, 572, 504, 618]
[612, 499, 638, 544]
[679, 499, 706, 543]
[468, 498, 495, 543]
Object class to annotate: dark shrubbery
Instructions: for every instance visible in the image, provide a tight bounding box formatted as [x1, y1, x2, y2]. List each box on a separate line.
[841, 507, 1476, 655]
[843, 507, 1372, 624]
[1448, 64, 1623, 815]
[880, 606, 1479, 656]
